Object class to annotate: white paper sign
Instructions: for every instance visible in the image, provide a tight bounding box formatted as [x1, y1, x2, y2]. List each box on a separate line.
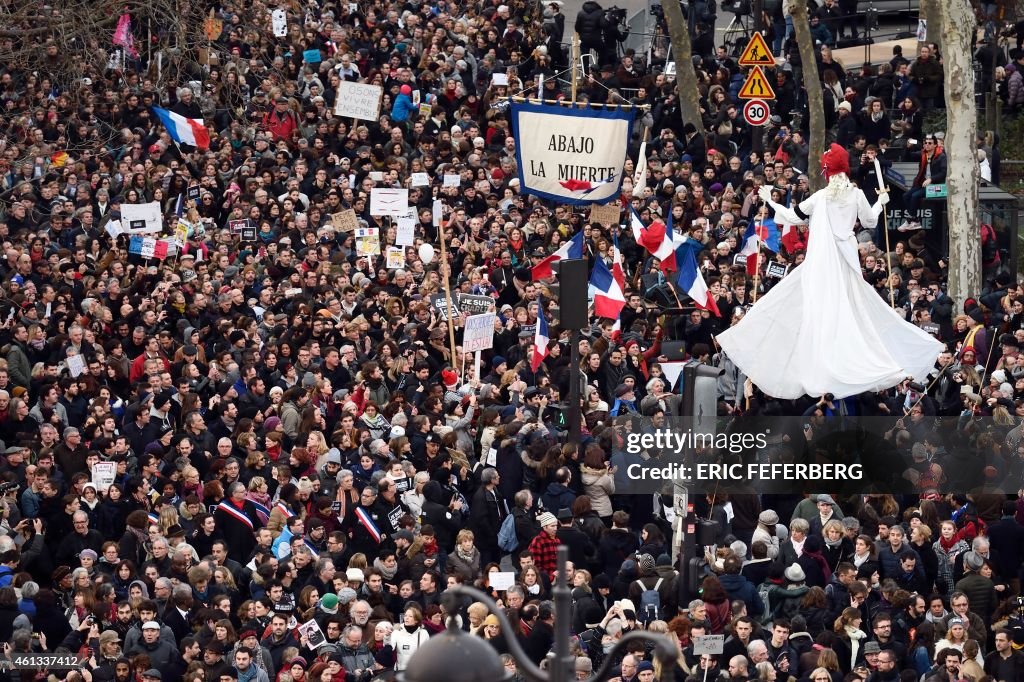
[298, 619, 328, 649]
[67, 354, 86, 378]
[355, 227, 381, 255]
[105, 220, 123, 239]
[92, 462, 116, 491]
[490, 571, 516, 591]
[916, 19, 927, 41]
[492, 73, 509, 86]
[369, 188, 409, 217]
[120, 202, 163, 234]
[334, 81, 383, 121]
[271, 8, 288, 37]
[432, 199, 443, 227]
[463, 313, 496, 352]
[369, 171, 385, 182]
[411, 172, 430, 187]
[443, 174, 461, 188]
[386, 246, 405, 269]
[396, 215, 416, 246]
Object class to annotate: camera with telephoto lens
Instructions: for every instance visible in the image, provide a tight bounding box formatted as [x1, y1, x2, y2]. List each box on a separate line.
[605, 6, 627, 23]
[0, 481, 18, 495]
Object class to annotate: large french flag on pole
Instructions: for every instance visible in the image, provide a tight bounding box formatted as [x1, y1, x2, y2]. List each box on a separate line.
[590, 257, 626, 320]
[153, 107, 210, 150]
[631, 208, 685, 273]
[676, 241, 721, 316]
[531, 231, 584, 281]
[531, 298, 550, 372]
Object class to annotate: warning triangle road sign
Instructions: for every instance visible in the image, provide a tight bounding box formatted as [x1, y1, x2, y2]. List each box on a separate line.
[737, 66, 776, 100]
[738, 32, 775, 67]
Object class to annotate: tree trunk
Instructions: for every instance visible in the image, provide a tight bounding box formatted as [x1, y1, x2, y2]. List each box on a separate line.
[920, 0, 941, 51]
[663, 0, 704, 131]
[938, 0, 980, 305]
[788, 0, 826, 191]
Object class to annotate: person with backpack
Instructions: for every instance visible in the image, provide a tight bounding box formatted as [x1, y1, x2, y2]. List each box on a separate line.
[627, 554, 674, 625]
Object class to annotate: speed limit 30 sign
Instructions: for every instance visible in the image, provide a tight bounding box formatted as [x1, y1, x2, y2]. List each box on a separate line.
[743, 99, 771, 127]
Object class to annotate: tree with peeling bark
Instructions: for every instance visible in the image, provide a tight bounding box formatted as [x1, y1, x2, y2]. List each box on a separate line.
[661, 0, 704, 132]
[937, 0, 980, 305]
[787, 0, 825, 191]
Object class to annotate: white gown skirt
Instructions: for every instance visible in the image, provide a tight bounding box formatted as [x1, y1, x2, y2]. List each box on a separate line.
[716, 195, 943, 400]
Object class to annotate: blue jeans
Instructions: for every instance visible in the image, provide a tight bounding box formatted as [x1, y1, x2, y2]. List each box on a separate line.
[905, 186, 927, 220]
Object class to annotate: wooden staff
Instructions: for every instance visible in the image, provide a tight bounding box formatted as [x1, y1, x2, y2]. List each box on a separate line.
[437, 219, 458, 364]
[751, 206, 767, 303]
[874, 157, 896, 309]
[570, 33, 580, 104]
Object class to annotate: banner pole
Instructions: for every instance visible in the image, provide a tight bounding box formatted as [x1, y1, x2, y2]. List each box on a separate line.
[570, 33, 580, 104]
[438, 219, 458, 364]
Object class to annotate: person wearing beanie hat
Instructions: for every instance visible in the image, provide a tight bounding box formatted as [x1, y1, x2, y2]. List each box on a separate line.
[628, 552, 672, 621]
[529, 512, 561, 579]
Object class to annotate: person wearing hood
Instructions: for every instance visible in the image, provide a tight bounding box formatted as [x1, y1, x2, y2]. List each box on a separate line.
[573, 1, 607, 67]
[418, 479, 462, 552]
[391, 85, 417, 124]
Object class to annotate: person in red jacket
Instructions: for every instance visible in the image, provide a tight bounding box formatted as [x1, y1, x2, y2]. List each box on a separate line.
[262, 97, 298, 141]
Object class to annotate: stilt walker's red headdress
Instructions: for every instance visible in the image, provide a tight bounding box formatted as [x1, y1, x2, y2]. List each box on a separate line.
[821, 143, 851, 179]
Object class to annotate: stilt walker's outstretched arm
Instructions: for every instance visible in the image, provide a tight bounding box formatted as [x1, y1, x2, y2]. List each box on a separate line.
[757, 185, 809, 226]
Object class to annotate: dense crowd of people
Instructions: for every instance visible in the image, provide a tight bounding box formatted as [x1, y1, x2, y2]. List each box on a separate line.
[0, 0, 1021, 681]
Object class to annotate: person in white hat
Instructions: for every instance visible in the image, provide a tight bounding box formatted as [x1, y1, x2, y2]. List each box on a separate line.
[528, 512, 560, 579]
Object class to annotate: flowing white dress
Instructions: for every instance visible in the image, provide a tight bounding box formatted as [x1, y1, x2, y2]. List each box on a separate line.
[716, 181, 944, 400]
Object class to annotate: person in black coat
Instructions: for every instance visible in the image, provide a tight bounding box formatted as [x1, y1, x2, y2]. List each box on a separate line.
[985, 500, 1024, 585]
[598, 512, 638, 578]
[119, 510, 150, 569]
[555, 509, 596, 570]
[419, 481, 462, 553]
[161, 590, 193, 645]
[469, 468, 507, 567]
[211, 482, 263, 563]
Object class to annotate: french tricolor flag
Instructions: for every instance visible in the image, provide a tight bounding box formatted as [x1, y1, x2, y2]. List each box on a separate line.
[676, 241, 720, 316]
[590, 257, 626, 320]
[531, 297, 550, 372]
[153, 106, 210, 150]
[739, 218, 780, 276]
[531, 231, 584, 281]
[631, 208, 685, 273]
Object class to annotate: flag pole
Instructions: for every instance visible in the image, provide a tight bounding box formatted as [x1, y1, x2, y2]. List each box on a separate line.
[437, 218, 458, 364]
[751, 206, 766, 304]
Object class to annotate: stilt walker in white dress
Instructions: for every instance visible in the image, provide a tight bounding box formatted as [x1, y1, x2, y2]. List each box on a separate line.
[716, 144, 944, 400]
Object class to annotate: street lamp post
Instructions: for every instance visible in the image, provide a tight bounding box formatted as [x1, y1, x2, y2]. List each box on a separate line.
[398, 547, 679, 682]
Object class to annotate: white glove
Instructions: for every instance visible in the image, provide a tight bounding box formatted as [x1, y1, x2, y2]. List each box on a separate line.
[877, 190, 890, 206]
[757, 185, 773, 203]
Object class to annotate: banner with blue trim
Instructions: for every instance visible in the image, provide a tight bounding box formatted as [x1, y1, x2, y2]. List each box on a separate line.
[510, 102, 634, 205]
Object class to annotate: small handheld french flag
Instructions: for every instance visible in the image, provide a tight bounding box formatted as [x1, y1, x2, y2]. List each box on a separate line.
[152, 106, 210, 150]
[531, 298, 550, 372]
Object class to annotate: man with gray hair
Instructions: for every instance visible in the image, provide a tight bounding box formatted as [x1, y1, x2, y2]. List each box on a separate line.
[469, 467, 506, 565]
[55, 510, 103, 567]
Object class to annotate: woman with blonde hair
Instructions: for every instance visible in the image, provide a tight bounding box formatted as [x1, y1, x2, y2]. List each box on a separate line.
[449, 529, 480, 581]
[466, 602, 490, 635]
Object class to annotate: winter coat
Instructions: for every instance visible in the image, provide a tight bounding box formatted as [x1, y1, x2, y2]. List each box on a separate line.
[598, 528, 638, 577]
[392, 625, 430, 672]
[719, 573, 763, 618]
[579, 465, 615, 517]
[540, 482, 575, 516]
[574, 1, 607, 45]
[909, 56, 943, 100]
